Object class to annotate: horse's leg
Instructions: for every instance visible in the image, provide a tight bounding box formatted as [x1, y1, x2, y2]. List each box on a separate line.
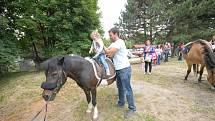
[193, 64, 200, 83]
[84, 89, 93, 113]
[198, 65, 205, 83]
[91, 88, 98, 120]
[193, 64, 197, 78]
[184, 64, 192, 81]
[207, 71, 215, 90]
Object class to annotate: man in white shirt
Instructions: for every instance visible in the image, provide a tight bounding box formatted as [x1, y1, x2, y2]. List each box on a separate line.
[105, 28, 136, 118]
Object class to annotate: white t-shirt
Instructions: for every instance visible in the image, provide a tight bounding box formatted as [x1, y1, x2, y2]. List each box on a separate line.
[155, 48, 162, 55]
[109, 39, 130, 70]
[212, 45, 215, 50]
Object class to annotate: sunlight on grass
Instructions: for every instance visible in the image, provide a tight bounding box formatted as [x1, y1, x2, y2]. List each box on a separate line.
[190, 104, 215, 114]
[0, 95, 6, 103]
[145, 114, 156, 121]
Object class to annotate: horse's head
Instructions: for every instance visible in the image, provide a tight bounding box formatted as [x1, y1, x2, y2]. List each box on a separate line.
[41, 56, 67, 101]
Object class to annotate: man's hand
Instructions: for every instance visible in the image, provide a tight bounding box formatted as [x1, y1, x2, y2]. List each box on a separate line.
[105, 48, 118, 57]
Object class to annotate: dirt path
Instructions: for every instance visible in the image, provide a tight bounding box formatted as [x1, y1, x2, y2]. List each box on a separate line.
[1, 59, 215, 121]
[132, 60, 215, 121]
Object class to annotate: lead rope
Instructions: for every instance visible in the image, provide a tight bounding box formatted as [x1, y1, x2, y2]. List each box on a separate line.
[30, 93, 53, 121]
[44, 102, 48, 121]
[30, 101, 49, 121]
[30, 103, 47, 121]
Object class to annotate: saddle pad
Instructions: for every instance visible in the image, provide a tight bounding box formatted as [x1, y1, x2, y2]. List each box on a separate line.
[85, 57, 116, 80]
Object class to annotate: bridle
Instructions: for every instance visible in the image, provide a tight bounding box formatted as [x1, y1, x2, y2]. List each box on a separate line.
[30, 67, 67, 121]
[53, 68, 67, 93]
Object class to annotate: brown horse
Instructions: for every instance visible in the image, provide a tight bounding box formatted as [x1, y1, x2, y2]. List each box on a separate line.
[40, 55, 116, 120]
[183, 41, 205, 82]
[183, 39, 215, 89]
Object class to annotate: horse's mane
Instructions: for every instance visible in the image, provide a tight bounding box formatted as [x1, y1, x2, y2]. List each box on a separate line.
[40, 55, 85, 70]
[182, 42, 194, 55]
[184, 42, 193, 47]
[195, 39, 215, 69]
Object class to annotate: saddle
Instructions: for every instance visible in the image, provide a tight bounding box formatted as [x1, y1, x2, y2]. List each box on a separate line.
[92, 57, 115, 80]
[85, 56, 116, 86]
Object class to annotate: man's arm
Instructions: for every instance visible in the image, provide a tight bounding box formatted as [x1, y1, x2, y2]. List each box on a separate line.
[105, 47, 118, 57]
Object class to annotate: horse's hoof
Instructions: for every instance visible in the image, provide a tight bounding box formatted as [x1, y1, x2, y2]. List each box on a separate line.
[92, 113, 99, 121]
[210, 86, 215, 90]
[86, 109, 92, 114]
[92, 117, 98, 121]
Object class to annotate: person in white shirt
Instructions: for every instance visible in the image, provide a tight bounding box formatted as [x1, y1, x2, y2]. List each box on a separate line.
[155, 45, 163, 65]
[105, 28, 136, 118]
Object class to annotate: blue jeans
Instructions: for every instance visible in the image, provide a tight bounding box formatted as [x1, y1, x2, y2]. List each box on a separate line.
[116, 66, 136, 111]
[98, 53, 109, 71]
[157, 55, 161, 65]
[164, 51, 169, 62]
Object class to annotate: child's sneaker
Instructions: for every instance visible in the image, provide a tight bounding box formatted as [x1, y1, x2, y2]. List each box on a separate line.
[106, 70, 111, 76]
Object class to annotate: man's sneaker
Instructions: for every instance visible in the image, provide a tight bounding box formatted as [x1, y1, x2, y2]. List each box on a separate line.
[148, 72, 151, 75]
[144, 72, 147, 75]
[124, 110, 135, 118]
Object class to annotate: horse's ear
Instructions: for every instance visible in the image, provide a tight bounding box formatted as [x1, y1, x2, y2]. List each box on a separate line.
[58, 57, 65, 65]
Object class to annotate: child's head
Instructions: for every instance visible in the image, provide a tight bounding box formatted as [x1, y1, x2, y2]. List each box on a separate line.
[90, 30, 101, 40]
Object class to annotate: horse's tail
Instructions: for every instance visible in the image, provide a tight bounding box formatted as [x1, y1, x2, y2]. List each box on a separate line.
[195, 39, 215, 69]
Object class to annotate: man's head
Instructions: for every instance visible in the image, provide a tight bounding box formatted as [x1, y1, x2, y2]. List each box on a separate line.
[108, 28, 119, 42]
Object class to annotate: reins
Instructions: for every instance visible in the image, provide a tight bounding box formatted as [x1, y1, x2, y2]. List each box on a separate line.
[30, 93, 52, 121]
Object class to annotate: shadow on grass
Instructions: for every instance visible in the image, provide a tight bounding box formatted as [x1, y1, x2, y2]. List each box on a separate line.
[0, 71, 40, 86]
[0, 71, 44, 105]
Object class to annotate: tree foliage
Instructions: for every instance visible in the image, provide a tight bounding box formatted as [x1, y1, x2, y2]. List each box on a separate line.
[0, 0, 101, 73]
[117, 0, 215, 44]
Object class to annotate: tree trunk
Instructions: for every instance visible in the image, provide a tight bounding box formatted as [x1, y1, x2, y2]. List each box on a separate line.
[149, 20, 153, 41]
[171, 44, 177, 58]
[32, 41, 43, 71]
[39, 23, 48, 47]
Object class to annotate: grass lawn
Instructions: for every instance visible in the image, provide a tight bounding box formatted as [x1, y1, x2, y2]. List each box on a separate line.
[0, 58, 215, 121]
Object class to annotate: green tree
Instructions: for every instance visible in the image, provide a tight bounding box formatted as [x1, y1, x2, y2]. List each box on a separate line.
[0, 0, 102, 72]
[117, 0, 215, 45]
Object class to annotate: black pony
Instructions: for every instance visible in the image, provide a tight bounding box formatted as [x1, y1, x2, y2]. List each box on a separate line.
[40, 55, 116, 120]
